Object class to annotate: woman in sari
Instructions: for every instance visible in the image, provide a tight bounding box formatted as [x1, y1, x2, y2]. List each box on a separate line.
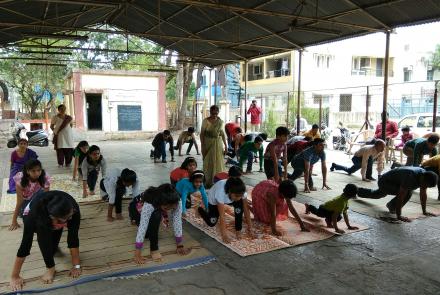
[7, 138, 38, 194]
[200, 105, 228, 187]
[50, 104, 74, 168]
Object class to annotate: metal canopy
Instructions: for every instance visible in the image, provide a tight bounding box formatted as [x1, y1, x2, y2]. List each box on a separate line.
[1, 0, 440, 66]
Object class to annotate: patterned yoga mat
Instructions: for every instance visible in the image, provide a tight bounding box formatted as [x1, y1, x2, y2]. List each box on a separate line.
[184, 193, 368, 257]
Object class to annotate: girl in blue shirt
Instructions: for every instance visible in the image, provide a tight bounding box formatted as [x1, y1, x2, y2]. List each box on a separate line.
[175, 170, 209, 215]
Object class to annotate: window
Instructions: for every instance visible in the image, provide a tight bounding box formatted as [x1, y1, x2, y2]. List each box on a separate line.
[253, 64, 262, 75]
[352, 57, 372, 75]
[313, 94, 330, 104]
[314, 54, 333, 69]
[403, 67, 412, 82]
[427, 69, 434, 81]
[398, 116, 417, 128]
[339, 94, 352, 112]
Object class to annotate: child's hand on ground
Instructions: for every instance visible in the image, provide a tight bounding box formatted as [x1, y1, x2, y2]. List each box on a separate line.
[221, 234, 231, 244]
[10, 276, 24, 291]
[423, 211, 437, 217]
[246, 229, 256, 239]
[348, 226, 359, 230]
[82, 190, 88, 198]
[134, 253, 146, 265]
[69, 267, 82, 278]
[176, 246, 191, 256]
[235, 231, 242, 240]
[335, 229, 345, 234]
[8, 221, 20, 231]
[398, 216, 411, 222]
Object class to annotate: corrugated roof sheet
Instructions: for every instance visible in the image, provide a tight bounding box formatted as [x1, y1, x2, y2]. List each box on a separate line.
[0, 0, 439, 66]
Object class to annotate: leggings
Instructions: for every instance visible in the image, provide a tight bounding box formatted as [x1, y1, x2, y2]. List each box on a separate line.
[101, 179, 126, 214]
[332, 156, 373, 177]
[198, 200, 244, 231]
[87, 169, 98, 191]
[135, 208, 161, 252]
[308, 205, 342, 222]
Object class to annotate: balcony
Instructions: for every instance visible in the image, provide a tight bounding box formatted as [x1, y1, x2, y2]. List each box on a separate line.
[266, 69, 290, 78]
[351, 68, 394, 77]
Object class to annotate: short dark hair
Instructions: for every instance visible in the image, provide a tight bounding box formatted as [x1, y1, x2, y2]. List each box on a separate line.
[427, 135, 439, 145]
[258, 133, 268, 141]
[75, 140, 89, 150]
[57, 104, 65, 110]
[224, 177, 246, 195]
[422, 171, 438, 187]
[275, 126, 290, 137]
[190, 170, 205, 183]
[141, 184, 180, 208]
[187, 127, 195, 133]
[401, 126, 410, 132]
[252, 100, 257, 103]
[312, 124, 319, 129]
[343, 184, 358, 198]
[312, 138, 325, 145]
[254, 136, 264, 143]
[120, 168, 137, 185]
[303, 136, 312, 141]
[210, 105, 219, 112]
[235, 127, 243, 133]
[228, 165, 243, 177]
[278, 180, 297, 199]
[163, 130, 171, 136]
[180, 156, 197, 170]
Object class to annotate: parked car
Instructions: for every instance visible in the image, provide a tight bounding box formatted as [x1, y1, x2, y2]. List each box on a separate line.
[397, 113, 440, 138]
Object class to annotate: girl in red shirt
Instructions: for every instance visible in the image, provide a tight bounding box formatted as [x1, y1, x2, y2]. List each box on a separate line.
[170, 157, 198, 185]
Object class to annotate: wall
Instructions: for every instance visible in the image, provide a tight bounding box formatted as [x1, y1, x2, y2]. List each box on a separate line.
[76, 71, 165, 132]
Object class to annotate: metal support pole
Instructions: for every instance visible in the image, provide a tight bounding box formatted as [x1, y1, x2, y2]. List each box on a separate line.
[296, 50, 303, 135]
[286, 91, 290, 128]
[433, 81, 439, 132]
[208, 68, 212, 107]
[381, 31, 391, 140]
[214, 68, 218, 105]
[244, 61, 248, 133]
[319, 96, 323, 128]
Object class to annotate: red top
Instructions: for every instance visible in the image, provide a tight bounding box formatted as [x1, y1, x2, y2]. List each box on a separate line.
[214, 171, 229, 182]
[375, 120, 398, 139]
[247, 105, 262, 124]
[225, 122, 241, 138]
[287, 140, 310, 154]
[170, 168, 189, 183]
[251, 180, 288, 224]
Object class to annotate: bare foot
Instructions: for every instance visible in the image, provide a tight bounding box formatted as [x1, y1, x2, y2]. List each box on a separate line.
[41, 268, 56, 284]
[305, 203, 310, 214]
[151, 251, 162, 262]
[89, 191, 95, 196]
[115, 214, 123, 220]
[107, 216, 115, 222]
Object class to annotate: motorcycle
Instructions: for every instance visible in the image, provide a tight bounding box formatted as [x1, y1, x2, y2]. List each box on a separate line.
[7, 122, 49, 148]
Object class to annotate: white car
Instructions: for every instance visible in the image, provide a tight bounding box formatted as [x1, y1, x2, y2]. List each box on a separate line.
[397, 113, 440, 138]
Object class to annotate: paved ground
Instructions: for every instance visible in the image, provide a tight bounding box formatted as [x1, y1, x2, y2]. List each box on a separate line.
[1, 140, 440, 295]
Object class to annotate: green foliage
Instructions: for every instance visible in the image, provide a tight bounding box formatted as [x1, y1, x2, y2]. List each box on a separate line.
[287, 93, 322, 127]
[166, 76, 177, 101]
[431, 44, 440, 71]
[261, 102, 278, 138]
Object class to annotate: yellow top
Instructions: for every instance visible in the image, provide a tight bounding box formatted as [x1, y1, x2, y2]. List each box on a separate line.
[303, 129, 321, 140]
[322, 195, 349, 214]
[421, 155, 440, 174]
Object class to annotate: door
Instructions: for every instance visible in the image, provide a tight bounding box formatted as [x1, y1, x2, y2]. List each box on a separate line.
[85, 94, 102, 130]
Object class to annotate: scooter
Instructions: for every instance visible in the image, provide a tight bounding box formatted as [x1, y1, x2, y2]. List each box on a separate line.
[7, 122, 49, 148]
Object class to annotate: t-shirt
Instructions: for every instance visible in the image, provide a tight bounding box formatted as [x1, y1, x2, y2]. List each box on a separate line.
[101, 168, 140, 205]
[175, 178, 209, 213]
[353, 145, 384, 179]
[422, 155, 440, 174]
[322, 195, 349, 214]
[293, 146, 326, 168]
[247, 106, 262, 124]
[404, 138, 438, 166]
[207, 179, 247, 205]
[379, 166, 424, 191]
[177, 131, 193, 143]
[81, 157, 107, 180]
[225, 122, 241, 138]
[170, 168, 190, 183]
[264, 138, 287, 160]
[303, 129, 321, 140]
[238, 141, 263, 169]
[13, 172, 51, 199]
[73, 148, 87, 166]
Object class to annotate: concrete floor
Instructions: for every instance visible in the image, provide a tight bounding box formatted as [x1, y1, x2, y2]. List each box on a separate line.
[1, 140, 440, 295]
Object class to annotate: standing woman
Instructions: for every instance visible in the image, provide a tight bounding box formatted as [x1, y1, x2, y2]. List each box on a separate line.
[72, 141, 89, 181]
[10, 191, 81, 291]
[81, 145, 106, 198]
[7, 138, 38, 194]
[200, 105, 228, 187]
[50, 104, 74, 168]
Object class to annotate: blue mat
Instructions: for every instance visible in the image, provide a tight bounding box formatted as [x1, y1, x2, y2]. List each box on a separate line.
[5, 255, 216, 294]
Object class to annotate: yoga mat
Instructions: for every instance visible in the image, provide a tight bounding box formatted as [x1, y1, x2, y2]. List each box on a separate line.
[184, 191, 368, 257]
[0, 200, 212, 294]
[0, 174, 136, 213]
[294, 176, 440, 222]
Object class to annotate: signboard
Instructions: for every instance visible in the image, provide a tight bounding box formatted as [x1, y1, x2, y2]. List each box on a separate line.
[117, 105, 142, 131]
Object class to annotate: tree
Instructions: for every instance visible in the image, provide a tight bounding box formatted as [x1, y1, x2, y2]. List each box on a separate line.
[431, 44, 440, 71]
[0, 58, 66, 118]
[177, 61, 195, 129]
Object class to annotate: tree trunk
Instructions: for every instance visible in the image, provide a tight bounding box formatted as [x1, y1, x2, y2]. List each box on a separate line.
[177, 61, 194, 130]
